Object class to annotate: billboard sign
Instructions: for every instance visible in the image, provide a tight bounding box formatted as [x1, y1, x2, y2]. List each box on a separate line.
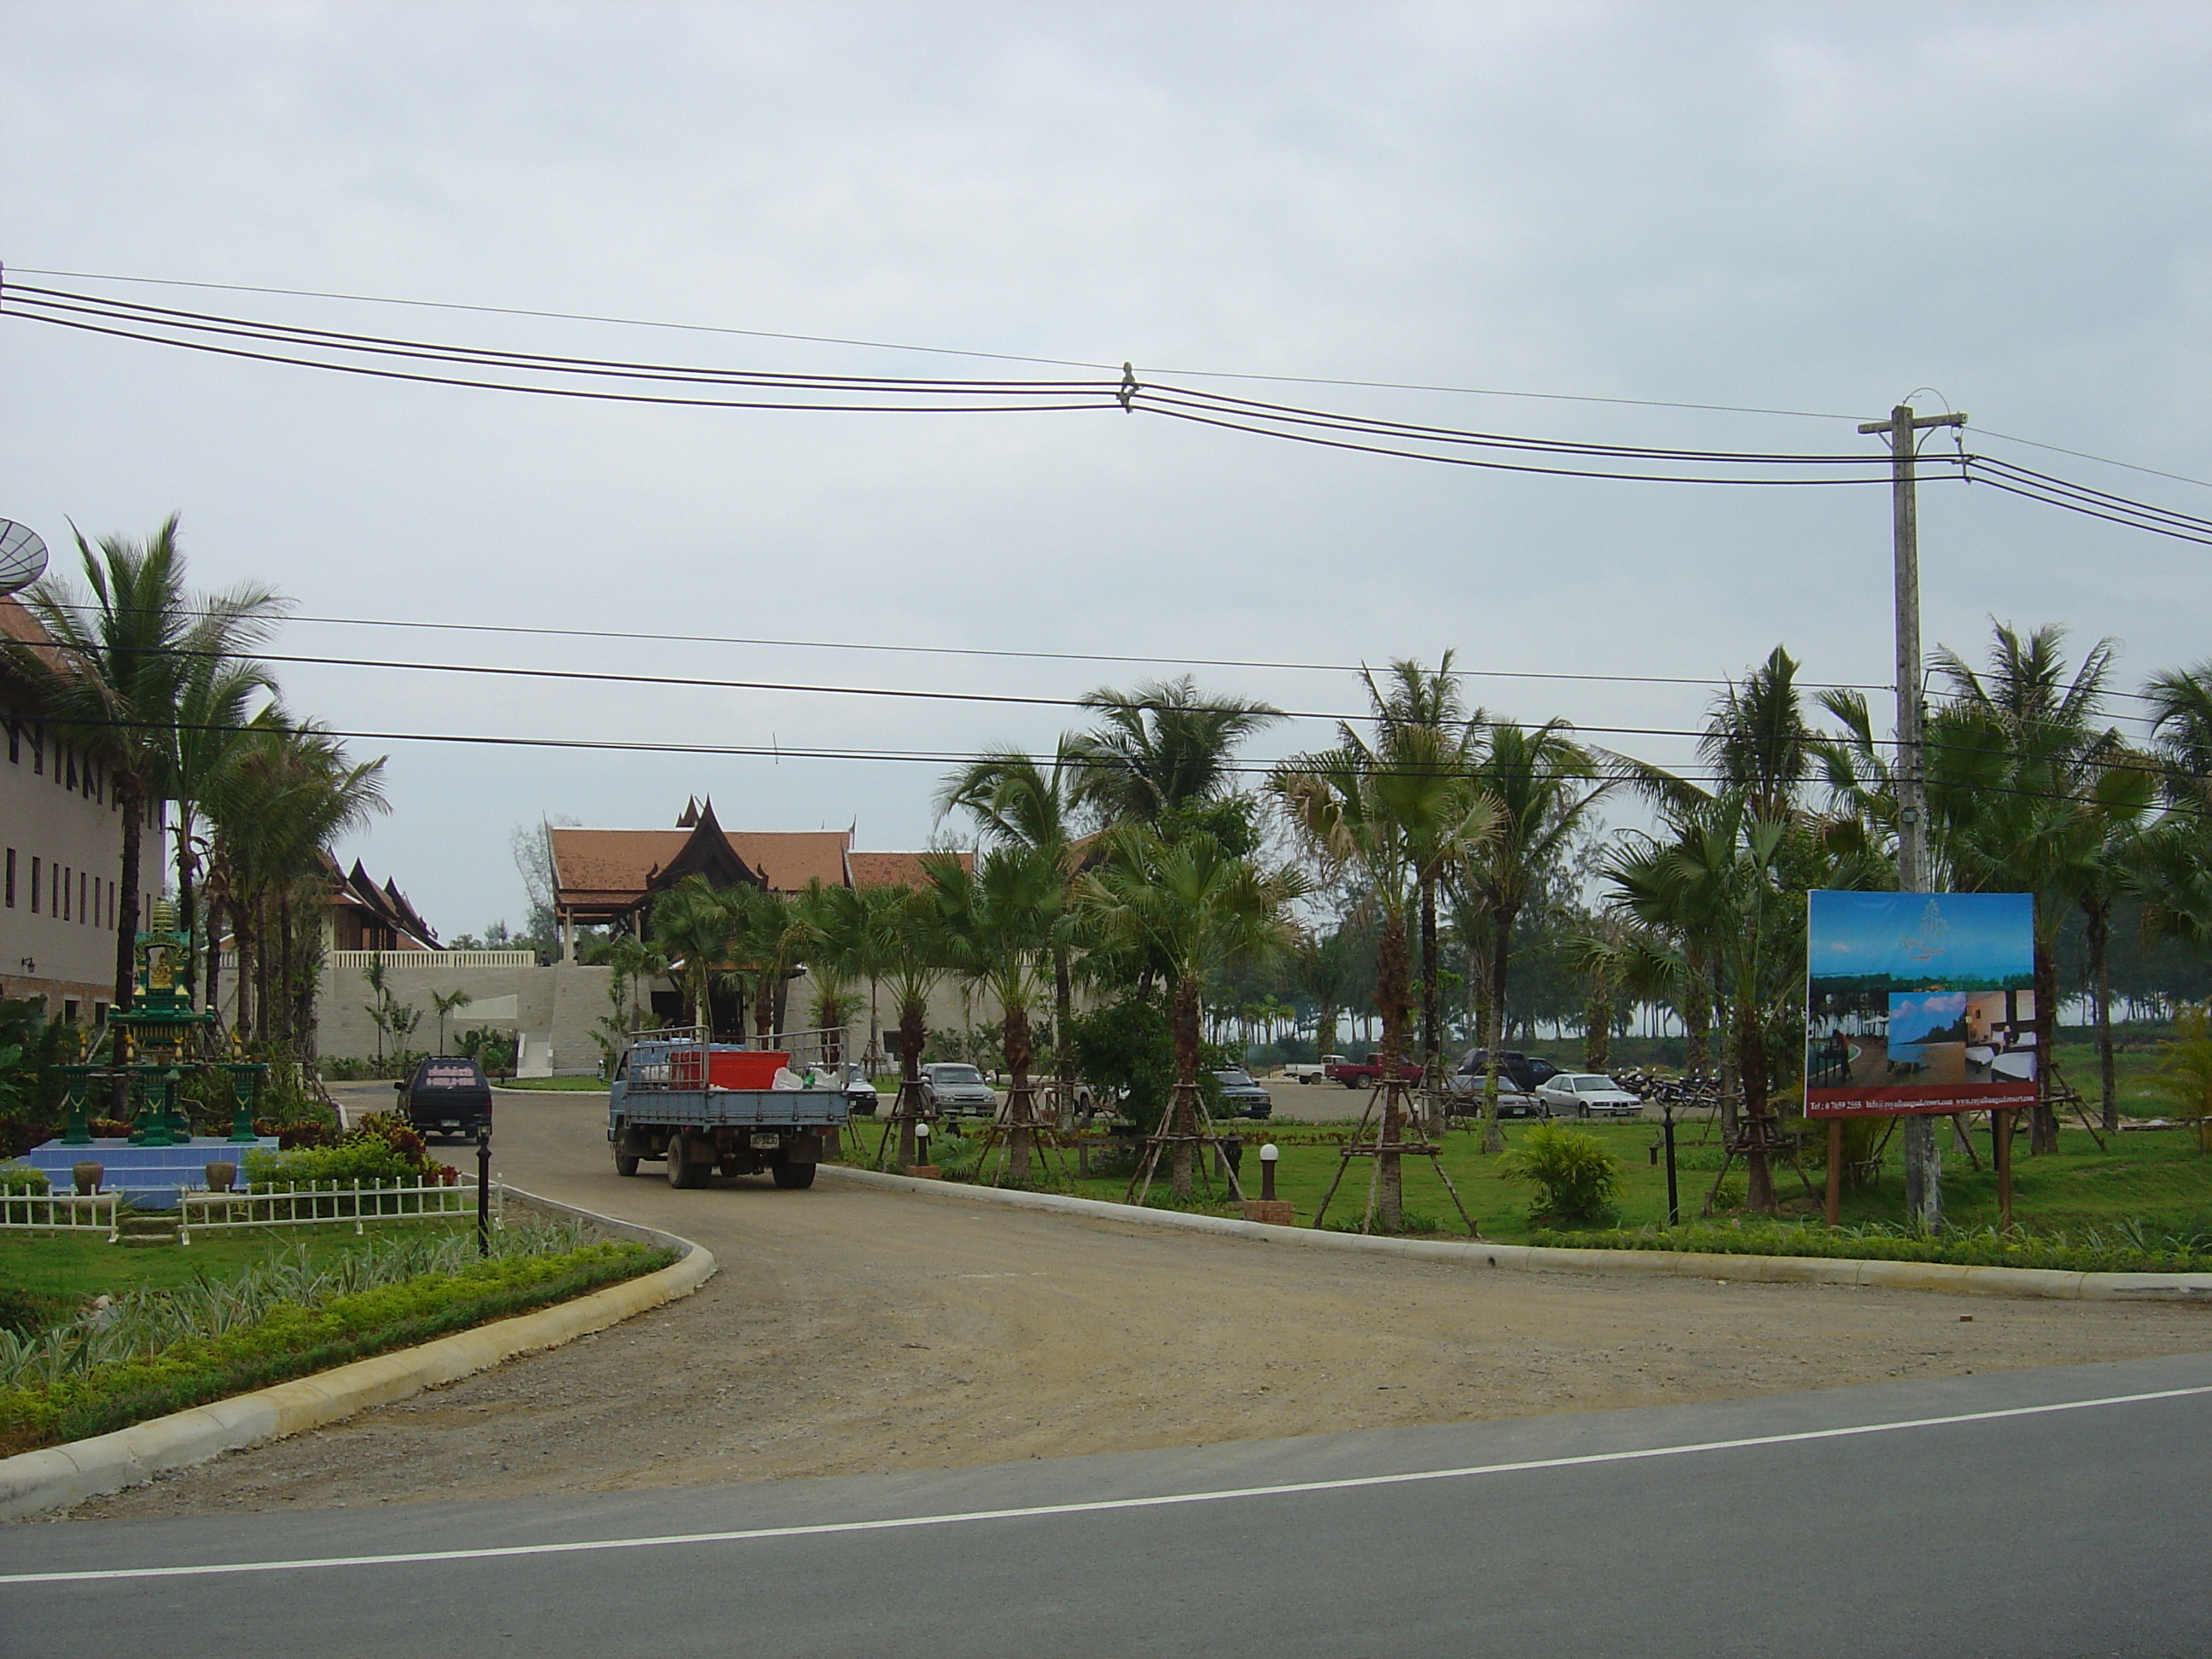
[1805, 891, 2038, 1117]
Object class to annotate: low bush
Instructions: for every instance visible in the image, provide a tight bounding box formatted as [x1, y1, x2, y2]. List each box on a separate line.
[1498, 1122, 1624, 1228]
[1536, 1215, 2212, 1276]
[0, 1161, 50, 1196]
[0, 1226, 671, 1452]
[244, 1111, 450, 1189]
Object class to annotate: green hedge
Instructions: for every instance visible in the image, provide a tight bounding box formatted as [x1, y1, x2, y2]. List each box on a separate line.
[1534, 1217, 2212, 1277]
[0, 1239, 672, 1455]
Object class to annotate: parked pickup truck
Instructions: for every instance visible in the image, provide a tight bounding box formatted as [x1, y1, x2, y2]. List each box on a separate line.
[1323, 1053, 1427, 1089]
[1280, 1054, 1348, 1085]
[607, 1030, 851, 1190]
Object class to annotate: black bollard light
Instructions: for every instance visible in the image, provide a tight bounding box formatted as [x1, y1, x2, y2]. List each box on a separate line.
[476, 1121, 492, 1258]
[1661, 1103, 1679, 1228]
[1259, 1142, 1279, 1202]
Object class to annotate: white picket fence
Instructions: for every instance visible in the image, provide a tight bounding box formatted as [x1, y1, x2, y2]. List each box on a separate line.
[178, 1178, 498, 1244]
[0, 1191, 121, 1243]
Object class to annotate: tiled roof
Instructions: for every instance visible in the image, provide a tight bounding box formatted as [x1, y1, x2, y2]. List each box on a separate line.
[550, 826, 854, 903]
[0, 593, 70, 685]
[847, 851, 972, 888]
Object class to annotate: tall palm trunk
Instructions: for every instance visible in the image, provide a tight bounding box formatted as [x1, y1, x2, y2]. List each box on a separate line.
[1418, 876, 1441, 1128]
[1479, 901, 1518, 1155]
[113, 771, 145, 1013]
[1738, 996, 1774, 1214]
[254, 895, 274, 1046]
[1375, 911, 1412, 1225]
[754, 974, 776, 1050]
[204, 891, 226, 1034]
[1169, 975, 1202, 1199]
[173, 818, 198, 1010]
[2085, 899, 2118, 1134]
[276, 888, 297, 1054]
[1004, 1000, 1035, 1185]
[2033, 937, 2060, 1154]
[899, 995, 927, 1167]
[1053, 943, 1074, 1127]
[233, 907, 256, 1043]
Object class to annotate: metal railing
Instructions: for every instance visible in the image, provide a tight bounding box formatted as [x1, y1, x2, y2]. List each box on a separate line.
[327, 950, 538, 969]
[178, 1178, 493, 1243]
[0, 1190, 121, 1242]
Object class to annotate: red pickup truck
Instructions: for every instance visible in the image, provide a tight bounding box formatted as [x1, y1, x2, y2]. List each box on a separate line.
[1323, 1053, 1426, 1089]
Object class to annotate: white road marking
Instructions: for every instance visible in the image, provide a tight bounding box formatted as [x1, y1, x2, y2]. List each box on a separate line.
[10, 1383, 2207, 1586]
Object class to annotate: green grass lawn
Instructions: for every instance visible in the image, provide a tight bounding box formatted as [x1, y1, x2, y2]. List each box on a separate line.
[493, 1077, 609, 1092]
[3, 1222, 477, 1305]
[923, 1113, 2212, 1244]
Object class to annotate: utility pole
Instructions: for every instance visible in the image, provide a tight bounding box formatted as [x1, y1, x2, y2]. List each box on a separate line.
[1858, 402, 1965, 1231]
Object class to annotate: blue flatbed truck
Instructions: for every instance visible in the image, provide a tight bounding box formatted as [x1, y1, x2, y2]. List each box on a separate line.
[607, 1030, 851, 1190]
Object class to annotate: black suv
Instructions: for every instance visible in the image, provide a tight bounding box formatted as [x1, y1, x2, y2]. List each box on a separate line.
[395, 1056, 493, 1140]
[1455, 1049, 1560, 1095]
[1211, 1068, 1273, 1120]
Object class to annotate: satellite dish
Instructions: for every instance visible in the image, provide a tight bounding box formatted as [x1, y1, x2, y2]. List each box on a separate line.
[0, 521, 49, 597]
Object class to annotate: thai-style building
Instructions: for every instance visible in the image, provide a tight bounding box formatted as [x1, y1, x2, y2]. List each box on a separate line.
[547, 798, 962, 961]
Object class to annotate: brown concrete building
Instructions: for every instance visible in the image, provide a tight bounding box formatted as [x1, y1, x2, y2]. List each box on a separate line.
[0, 594, 161, 1025]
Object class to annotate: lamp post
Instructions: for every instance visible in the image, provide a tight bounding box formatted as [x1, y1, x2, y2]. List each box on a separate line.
[1661, 1104, 1679, 1228]
[476, 1121, 492, 1258]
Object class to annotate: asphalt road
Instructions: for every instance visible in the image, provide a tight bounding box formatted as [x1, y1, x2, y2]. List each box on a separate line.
[9, 1353, 2210, 1658]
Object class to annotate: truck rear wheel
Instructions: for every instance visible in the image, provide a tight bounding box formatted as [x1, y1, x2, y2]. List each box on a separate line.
[667, 1132, 709, 1188]
[614, 1150, 639, 1177]
[771, 1157, 817, 1190]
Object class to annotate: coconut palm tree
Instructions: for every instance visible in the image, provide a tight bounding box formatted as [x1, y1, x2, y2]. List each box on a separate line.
[1458, 719, 1600, 1150]
[4, 515, 285, 1014]
[649, 876, 743, 1033]
[1928, 622, 2136, 1150]
[1272, 739, 1494, 1225]
[1355, 655, 1490, 1103]
[926, 843, 1062, 1183]
[938, 735, 1093, 1107]
[169, 649, 278, 1010]
[207, 719, 387, 1058]
[1069, 676, 1281, 827]
[1075, 825, 1307, 1197]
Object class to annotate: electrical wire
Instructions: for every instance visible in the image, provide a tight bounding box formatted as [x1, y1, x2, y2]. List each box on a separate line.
[38, 713, 2211, 824]
[0, 282, 1941, 485]
[2, 262, 1868, 420]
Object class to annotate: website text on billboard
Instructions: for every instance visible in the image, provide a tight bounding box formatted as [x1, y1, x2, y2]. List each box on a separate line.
[1805, 891, 2037, 1117]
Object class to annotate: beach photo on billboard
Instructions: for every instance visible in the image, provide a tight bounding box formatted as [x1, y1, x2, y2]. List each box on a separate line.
[1805, 891, 2036, 1113]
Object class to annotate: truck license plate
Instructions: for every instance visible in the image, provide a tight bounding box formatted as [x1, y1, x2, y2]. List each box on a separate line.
[750, 1132, 783, 1150]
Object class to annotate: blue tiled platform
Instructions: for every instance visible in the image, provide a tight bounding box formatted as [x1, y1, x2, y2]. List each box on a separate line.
[24, 1137, 279, 1209]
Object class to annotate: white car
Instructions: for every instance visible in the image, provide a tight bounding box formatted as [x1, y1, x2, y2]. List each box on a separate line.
[1535, 1073, 1644, 1119]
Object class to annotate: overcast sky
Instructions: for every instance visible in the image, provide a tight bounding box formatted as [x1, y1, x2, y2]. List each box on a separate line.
[3, 3, 2208, 937]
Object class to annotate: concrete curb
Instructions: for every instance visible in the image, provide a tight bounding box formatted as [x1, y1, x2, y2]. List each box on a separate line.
[0, 1190, 713, 1522]
[818, 1164, 2212, 1306]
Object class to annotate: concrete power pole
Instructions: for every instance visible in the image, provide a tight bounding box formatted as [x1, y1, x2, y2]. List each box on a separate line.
[1858, 402, 1965, 1232]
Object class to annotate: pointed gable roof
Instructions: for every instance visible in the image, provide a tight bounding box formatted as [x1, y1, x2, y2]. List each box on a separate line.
[643, 799, 763, 895]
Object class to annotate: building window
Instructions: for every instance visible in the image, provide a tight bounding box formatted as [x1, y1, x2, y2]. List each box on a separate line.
[31, 721, 42, 775]
[79, 870, 87, 923]
[62, 998, 79, 1025]
[3, 848, 12, 907]
[94, 1001, 109, 1025]
[61, 866, 70, 922]
[30, 857, 40, 913]
[5, 710, 17, 764]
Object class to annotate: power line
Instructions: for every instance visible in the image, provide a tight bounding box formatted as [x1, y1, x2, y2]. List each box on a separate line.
[30, 598, 1892, 694]
[49, 713, 2209, 824]
[10, 273, 2208, 535]
[0, 282, 1945, 486]
[4, 262, 1866, 421]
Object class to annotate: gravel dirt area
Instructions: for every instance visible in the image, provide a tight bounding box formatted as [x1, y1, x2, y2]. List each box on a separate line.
[50, 1093, 2210, 1523]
